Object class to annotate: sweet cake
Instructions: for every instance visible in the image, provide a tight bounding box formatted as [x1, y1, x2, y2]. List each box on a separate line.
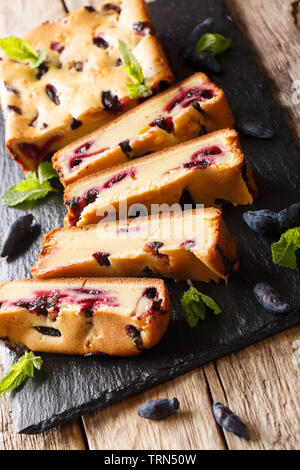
[0, 1, 173, 171]
[0, 278, 170, 356]
[63, 129, 257, 227]
[32, 208, 239, 282]
[53, 72, 235, 186]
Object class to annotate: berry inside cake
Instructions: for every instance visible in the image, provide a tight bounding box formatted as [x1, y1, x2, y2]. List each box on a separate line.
[32, 208, 239, 282]
[0, 278, 170, 356]
[53, 72, 235, 186]
[63, 129, 257, 227]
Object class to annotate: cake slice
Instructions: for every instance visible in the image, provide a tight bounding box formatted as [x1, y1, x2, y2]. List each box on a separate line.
[53, 72, 235, 186]
[64, 129, 257, 227]
[0, 278, 170, 356]
[0, 1, 173, 171]
[32, 208, 239, 282]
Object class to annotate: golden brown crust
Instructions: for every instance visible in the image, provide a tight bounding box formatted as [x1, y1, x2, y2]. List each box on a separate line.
[0, 0, 174, 172]
[0, 277, 171, 356]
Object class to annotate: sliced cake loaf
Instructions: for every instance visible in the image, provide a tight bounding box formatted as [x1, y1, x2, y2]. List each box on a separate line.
[32, 208, 239, 282]
[0, 1, 173, 171]
[63, 129, 257, 227]
[0, 278, 170, 356]
[53, 72, 235, 185]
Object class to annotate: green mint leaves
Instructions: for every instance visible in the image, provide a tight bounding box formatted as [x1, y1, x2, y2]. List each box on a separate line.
[0, 37, 47, 69]
[2, 162, 59, 208]
[194, 33, 232, 56]
[118, 40, 151, 99]
[181, 286, 221, 328]
[271, 227, 300, 269]
[0, 351, 43, 396]
[37, 160, 58, 183]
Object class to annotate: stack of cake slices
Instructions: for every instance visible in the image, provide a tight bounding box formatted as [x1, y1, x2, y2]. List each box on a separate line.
[0, 1, 257, 356]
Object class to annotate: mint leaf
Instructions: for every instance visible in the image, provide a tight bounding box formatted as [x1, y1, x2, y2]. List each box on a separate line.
[0, 352, 43, 396]
[198, 292, 222, 315]
[181, 286, 221, 327]
[194, 33, 232, 56]
[271, 227, 300, 269]
[0, 37, 47, 69]
[118, 40, 151, 98]
[119, 39, 144, 84]
[2, 163, 59, 208]
[38, 161, 58, 184]
[30, 48, 47, 69]
[126, 83, 151, 99]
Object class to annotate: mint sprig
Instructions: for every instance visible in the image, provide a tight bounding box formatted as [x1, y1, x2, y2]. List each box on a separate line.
[271, 227, 300, 269]
[0, 351, 43, 396]
[194, 33, 232, 56]
[0, 37, 47, 69]
[2, 162, 60, 208]
[181, 286, 221, 328]
[37, 161, 59, 184]
[118, 40, 151, 99]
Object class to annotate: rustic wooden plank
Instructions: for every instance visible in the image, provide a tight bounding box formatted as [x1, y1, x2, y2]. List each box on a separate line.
[227, 0, 300, 142]
[0, 0, 65, 37]
[0, 360, 86, 450]
[205, 325, 300, 450]
[82, 368, 226, 450]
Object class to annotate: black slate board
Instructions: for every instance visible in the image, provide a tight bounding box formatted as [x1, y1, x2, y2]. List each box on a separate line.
[1, 0, 300, 434]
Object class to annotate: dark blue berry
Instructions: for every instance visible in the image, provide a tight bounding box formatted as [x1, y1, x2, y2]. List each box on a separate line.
[4, 82, 19, 94]
[181, 18, 214, 58]
[102, 3, 121, 14]
[7, 105, 23, 115]
[243, 209, 280, 235]
[138, 398, 180, 420]
[72, 158, 82, 167]
[119, 139, 133, 157]
[150, 117, 174, 133]
[93, 36, 109, 49]
[102, 91, 123, 111]
[237, 116, 275, 139]
[36, 63, 49, 80]
[278, 202, 300, 231]
[213, 403, 250, 440]
[125, 325, 143, 350]
[93, 251, 111, 267]
[143, 287, 158, 299]
[46, 84, 60, 105]
[133, 21, 154, 35]
[253, 283, 291, 314]
[1, 214, 34, 258]
[145, 241, 164, 257]
[85, 6, 96, 12]
[65, 197, 80, 211]
[85, 188, 99, 205]
[34, 326, 61, 337]
[71, 117, 82, 130]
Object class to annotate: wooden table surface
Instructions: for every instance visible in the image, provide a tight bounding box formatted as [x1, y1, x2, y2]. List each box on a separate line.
[0, 0, 299, 451]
